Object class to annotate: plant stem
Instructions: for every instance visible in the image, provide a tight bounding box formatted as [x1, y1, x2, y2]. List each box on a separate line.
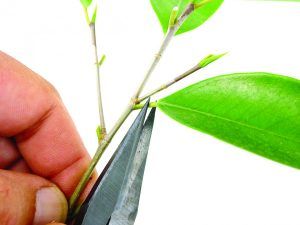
[133, 101, 158, 110]
[69, 101, 134, 214]
[137, 52, 228, 103]
[90, 23, 107, 139]
[133, 31, 174, 99]
[133, 3, 195, 99]
[138, 63, 201, 103]
[68, 3, 196, 218]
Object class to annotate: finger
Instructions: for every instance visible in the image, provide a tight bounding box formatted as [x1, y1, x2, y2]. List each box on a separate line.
[45, 223, 65, 225]
[76, 171, 98, 204]
[9, 159, 32, 173]
[0, 52, 93, 197]
[0, 137, 20, 169]
[0, 170, 67, 225]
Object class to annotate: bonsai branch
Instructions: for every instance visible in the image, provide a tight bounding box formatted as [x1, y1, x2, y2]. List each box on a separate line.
[133, 3, 196, 99]
[137, 63, 202, 103]
[90, 23, 107, 141]
[69, 2, 196, 217]
[137, 52, 227, 103]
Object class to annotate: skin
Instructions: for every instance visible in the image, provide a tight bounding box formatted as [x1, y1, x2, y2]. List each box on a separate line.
[0, 51, 96, 225]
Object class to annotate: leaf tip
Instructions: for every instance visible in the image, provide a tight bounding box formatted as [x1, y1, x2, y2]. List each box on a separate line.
[168, 6, 179, 29]
[199, 52, 227, 68]
[97, 54, 106, 67]
[80, 0, 93, 8]
[91, 5, 98, 24]
[194, 0, 213, 9]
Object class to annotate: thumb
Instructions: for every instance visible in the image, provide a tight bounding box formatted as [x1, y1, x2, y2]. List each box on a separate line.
[0, 170, 68, 225]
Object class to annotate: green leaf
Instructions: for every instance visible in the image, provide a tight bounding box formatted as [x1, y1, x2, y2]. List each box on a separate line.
[97, 54, 106, 67]
[168, 6, 179, 28]
[150, 0, 223, 35]
[96, 125, 103, 143]
[198, 52, 227, 68]
[158, 72, 300, 169]
[80, 0, 93, 8]
[91, 6, 98, 24]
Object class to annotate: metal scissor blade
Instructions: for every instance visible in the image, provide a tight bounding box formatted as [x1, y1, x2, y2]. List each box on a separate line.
[74, 100, 150, 225]
[108, 108, 156, 225]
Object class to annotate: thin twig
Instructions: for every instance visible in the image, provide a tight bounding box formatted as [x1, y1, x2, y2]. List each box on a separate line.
[138, 52, 228, 103]
[133, 3, 195, 99]
[138, 63, 201, 103]
[90, 23, 107, 140]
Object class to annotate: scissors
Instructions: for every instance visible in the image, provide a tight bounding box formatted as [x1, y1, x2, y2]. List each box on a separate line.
[74, 100, 156, 225]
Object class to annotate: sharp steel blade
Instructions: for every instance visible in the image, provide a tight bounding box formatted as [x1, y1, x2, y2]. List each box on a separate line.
[109, 107, 156, 225]
[74, 100, 150, 225]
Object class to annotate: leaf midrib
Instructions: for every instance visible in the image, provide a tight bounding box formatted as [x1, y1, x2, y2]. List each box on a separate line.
[160, 102, 300, 145]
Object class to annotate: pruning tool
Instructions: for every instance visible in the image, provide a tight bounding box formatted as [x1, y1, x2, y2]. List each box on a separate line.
[74, 100, 156, 225]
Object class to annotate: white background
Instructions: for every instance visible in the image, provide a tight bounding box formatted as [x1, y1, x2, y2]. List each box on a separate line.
[1, 1, 300, 225]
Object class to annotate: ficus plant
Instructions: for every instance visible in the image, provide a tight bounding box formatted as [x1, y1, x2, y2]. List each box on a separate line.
[11, 0, 298, 223]
[69, 0, 300, 219]
[64, 0, 300, 221]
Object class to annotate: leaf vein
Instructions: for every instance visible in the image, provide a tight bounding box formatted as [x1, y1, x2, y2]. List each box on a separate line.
[160, 102, 300, 144]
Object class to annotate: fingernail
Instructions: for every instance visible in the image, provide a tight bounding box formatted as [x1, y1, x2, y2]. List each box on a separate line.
[33, 187, 68, 225]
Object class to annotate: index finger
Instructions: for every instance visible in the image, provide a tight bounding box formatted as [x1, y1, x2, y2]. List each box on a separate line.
[0, 51, 92, 197]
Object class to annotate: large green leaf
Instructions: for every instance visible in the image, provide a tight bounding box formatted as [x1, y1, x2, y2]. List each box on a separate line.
[158, 72, 300, 168]
[150, 0, 223, 35]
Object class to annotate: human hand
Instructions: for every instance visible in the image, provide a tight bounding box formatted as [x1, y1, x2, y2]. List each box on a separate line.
[0, 52, 96, 225]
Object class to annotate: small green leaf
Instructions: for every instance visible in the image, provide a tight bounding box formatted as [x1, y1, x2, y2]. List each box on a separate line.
[168, 6, 179, 28]
[96, 125, 102, 142]
[198, 52, 227, 68]
[80, 0, 93, 8]
[150, 0, 223, 35]
[97, 54, 106, 67]
[91, 6, 98, 24]
[158, 72, 300, 169]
